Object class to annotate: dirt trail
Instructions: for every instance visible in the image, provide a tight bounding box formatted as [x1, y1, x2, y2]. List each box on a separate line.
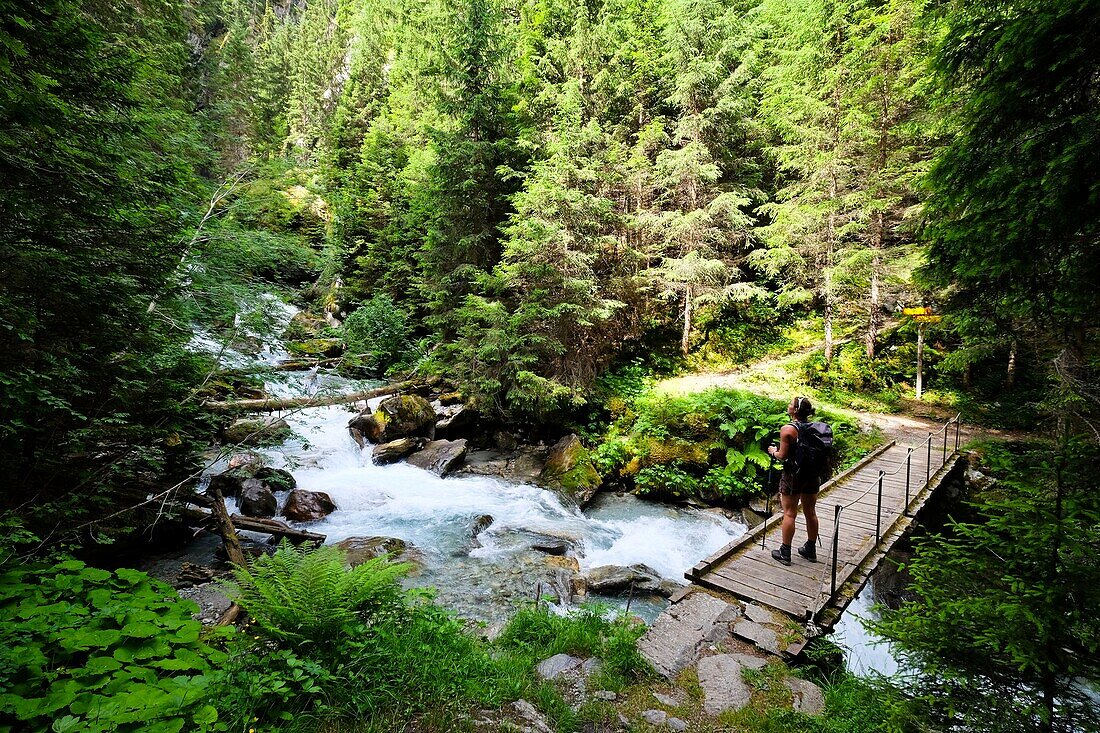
[652, 343, 1001, 447]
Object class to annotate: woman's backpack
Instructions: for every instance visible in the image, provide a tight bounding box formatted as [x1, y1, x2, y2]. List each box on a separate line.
[790, 421, 834, 481]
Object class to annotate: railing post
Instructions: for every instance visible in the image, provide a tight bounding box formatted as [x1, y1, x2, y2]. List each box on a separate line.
[942, 426, 948, 466]
[831, 504, 841, 597]
[904, 448, 912, 515]
[926, 433, 932, 486]
[955, 417, 961, 451]
[875, 471, 884, 543]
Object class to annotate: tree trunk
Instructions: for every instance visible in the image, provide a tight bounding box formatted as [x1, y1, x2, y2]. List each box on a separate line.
[681, 283, 693, 356]
[915, 322, 924, 400]
[824, 178, 838, 370]
[1006, 338, 1018, 388]
[202, 377, 436, 413]
[867, 211, 884, 359]
[207, 482, 246, 568]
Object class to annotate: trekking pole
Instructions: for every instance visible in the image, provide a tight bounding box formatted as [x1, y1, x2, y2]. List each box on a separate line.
[875, 470, 884, 544]
[830, 504, 841, 596]
[762, 455, 776, 550]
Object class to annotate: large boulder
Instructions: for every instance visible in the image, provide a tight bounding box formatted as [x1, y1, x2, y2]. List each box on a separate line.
[347, 395, 436, 444]
[434, 403, 477, 439]
[282, 489, 337, 522]
[223, 416, 292, 446]
[334, 536, 421, 570]
[539, 434, 601, 507]
[237, 479, 277, 518]
[252, 466, 296, 492]
[372, 437, 424, 465]
[407, 439, 468, 477]
[281, 311, 327, 341]
[583, 563, 679, 597]
[460, 447, 547, 484]
[207, 462, 295, 499]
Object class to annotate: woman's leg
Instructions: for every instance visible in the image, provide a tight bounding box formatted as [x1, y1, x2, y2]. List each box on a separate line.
[780, 491, 800, 546]
[801, 490, 819, 543]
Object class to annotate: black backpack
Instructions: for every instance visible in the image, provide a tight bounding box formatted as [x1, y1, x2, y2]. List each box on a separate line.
[790, 421, 834, 481]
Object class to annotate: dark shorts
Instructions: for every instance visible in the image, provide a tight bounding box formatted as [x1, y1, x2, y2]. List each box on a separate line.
[779, 470, 821, 496]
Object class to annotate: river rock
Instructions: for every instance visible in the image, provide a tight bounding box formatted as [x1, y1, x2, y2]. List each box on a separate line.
[460, 447, 546, 483]
[407, 439, 468, 477]
[434, 403, 476, 439]
[637, 590, 742, 678]
[281, 311, 327, 340]
[253, 466, 296, 492]
[228, 452, 265, 471]
[532, 539, 569, 555]
[545, 555, 580, 572]
[536, 653, 583, 680]
[438, 391, 464, 406]
[539, 434, 601, 507]
[334, 536, 421, 568]
[786, 677, 826, 715]
[697, 653, 767, 715]
[286, 338, 344, 358]
[238, 479, 277, 518]
[510, 700, 553, 733]
[281, 489, 337, 521]
[372, 437, 424, 464]
[469, 514, 494, 537]
[223, 416, 292, 446]
[348, 395, 436, 443]
[584, 563, 671, 595]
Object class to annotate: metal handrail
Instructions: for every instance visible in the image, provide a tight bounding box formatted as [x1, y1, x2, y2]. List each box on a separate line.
[824, 413, 962, 599]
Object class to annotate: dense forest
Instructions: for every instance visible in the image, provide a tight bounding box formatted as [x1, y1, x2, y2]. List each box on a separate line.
[1, 0, 1098, 731]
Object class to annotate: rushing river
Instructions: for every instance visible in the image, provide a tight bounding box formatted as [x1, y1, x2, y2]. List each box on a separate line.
[190, 298, 900, 664]
[192, 301, 744, 625]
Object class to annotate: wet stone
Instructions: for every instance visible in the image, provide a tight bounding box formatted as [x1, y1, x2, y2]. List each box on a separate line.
[734, 619, 782, 656]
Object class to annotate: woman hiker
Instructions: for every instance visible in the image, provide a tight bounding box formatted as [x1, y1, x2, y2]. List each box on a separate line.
[766, 396, 822, 565]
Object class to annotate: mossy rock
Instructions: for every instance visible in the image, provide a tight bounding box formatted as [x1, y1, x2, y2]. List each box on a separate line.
[286, 338, 344, 357]
[348, 395, 436, 443]
[540, 434, 601, 507]
[281, 311, 328, 341]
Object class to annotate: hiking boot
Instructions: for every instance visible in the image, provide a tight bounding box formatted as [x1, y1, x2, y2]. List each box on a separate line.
[798, 541, 817, 562]
[771, 544, 791, 566]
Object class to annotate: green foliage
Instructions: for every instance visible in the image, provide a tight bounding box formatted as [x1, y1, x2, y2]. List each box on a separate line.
[341, 294, 415, 373]
[227, 541, 410, 645]
[0, 0, 211, 535]
[0, 560, 225, 733]
[873, 440, 1100, 733]
[496, 603, 651, 690]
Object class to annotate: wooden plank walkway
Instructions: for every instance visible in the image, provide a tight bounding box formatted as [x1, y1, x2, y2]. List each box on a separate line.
[687, 419, 964, 627]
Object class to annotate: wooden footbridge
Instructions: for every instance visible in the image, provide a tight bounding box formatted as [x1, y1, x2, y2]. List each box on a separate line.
[687, 415, 966, 628]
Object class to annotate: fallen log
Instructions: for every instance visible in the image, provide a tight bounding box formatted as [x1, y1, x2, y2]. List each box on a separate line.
[176, 501, 327, 544]
[229, 514, 326, 544]
[221, 357, 345, 375]
[201, 377, 437, 413]
[207, 483, 247, 627]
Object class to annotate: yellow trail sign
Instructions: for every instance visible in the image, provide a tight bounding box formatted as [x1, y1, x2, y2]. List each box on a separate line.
[903, 306, 933, 316]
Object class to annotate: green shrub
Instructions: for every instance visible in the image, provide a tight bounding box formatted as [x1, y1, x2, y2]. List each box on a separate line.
[0, 560, 225, 733]
[341, 293, 414, 372]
